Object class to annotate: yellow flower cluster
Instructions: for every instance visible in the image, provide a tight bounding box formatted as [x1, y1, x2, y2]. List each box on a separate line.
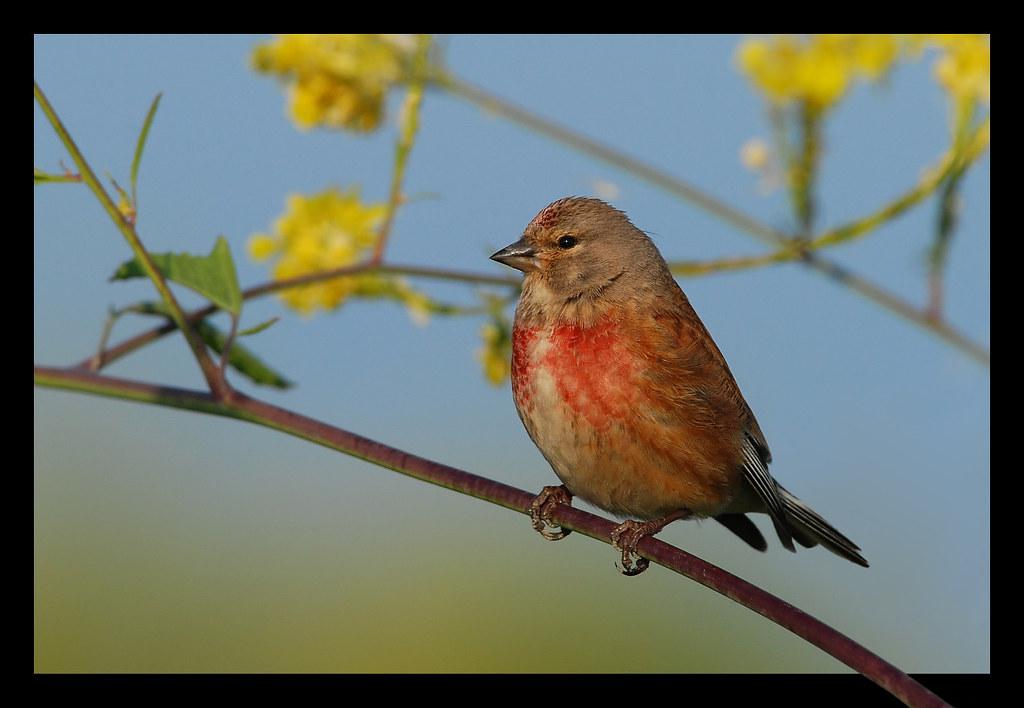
[249, 187, 387, 314]
[738, 34, 899, 112]
[252, 34, 416, 132]
[738, 34, 990, 114]
[477, 320, 512, 386]
[927, 34, 990, 106]
[249, 187, 435, 322]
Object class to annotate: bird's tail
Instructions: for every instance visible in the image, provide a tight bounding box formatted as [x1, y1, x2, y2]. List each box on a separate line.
[778, 485, 869, 567]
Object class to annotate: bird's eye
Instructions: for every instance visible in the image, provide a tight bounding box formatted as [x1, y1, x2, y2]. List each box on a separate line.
[557, 235, 578, 249]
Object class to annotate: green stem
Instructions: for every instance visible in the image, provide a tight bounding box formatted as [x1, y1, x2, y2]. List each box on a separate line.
[219, 313, 240, 375]
[791, 104, 820, 236]
[811, 118, 989, 252]
[371, 35, 429, 265]
[671, 250, 797, 277]
[34, 81, 231, 400]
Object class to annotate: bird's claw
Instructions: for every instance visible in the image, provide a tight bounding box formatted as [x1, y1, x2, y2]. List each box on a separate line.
[610, 519, 654, 576]
[529, 485, 574, 540]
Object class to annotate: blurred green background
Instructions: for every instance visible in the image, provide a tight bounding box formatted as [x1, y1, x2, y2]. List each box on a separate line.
[35, 35, 988, 672]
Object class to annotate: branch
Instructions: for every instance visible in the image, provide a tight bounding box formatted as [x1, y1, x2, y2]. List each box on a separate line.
[809, 118, 989, 253]
[439, 74, 789, 245]
[34, 81, 231, 400]
[78, 260, 519, 372]
[669, 249, 989, 368]
[434, 73, 989, 368]
[671, 251, 796, 277]
[34, 364, 948, 707]
[370, 34, 429, 265]
[800, 251, 990, 367]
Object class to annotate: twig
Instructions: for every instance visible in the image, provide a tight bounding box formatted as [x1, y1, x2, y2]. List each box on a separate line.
[88, 306, 122, 372]
[671, 250, 797, 277]
[668, 248, 988, 367]
[370, 35, 429, 265]
[435, 73, 990, 367]
[801, 251, 989, 367]
[77, 261, 519, 372]
[810, 118, 989, 253]
[791, 102, 821, 236]
[34, 81, 232, 400]
[438, 74, 789, 246]
[219, 313, 240, 375]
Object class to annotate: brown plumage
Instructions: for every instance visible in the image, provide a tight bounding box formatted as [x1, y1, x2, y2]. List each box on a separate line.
[491, 197, 867, 574]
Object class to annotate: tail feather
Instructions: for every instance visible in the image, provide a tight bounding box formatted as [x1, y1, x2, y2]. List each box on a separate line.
[778, 485, 869, 567]
[715, 513, 768, 552]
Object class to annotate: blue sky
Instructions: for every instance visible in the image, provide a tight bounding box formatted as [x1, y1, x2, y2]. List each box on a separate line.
[35, 35, 989, 673]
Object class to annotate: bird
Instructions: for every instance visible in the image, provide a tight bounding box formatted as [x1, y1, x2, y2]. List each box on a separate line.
[490, 197, 868, 575]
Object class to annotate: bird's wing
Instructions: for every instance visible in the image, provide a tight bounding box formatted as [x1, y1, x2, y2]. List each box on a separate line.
[739, 431, 795, 551]
[646, 286, 795, 550]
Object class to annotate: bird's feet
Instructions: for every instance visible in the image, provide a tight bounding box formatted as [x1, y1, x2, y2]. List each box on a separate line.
[610, 510, 692, 576]
[529, 485, 574, 540]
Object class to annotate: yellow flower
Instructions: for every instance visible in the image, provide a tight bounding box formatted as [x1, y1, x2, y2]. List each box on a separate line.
[931, 34, 989, 105]
[252, 34, 419, 132]
[845, 34, 899, 79]
[248, 187, 387, 315]
[797, 37, 851, 109]
[398, 288, 433, 327]
[740, 138, 771, 171]
[477, 321, 511, 386]
[737, 37, 803, 105]
[737, 34, 899, 112]
[247, 234, 278, 261]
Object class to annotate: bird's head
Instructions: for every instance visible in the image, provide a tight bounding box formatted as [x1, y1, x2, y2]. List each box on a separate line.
[491, 197, 668, 304]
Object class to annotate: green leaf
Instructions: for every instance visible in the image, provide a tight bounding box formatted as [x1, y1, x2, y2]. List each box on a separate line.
[119, 302, 291, 388]
[194, 319, 292, 388]
[34, 167, 79, 184]
[238, 317, 280, 337]
[131, 93, 162, 206]
[111, 236, 243, 316]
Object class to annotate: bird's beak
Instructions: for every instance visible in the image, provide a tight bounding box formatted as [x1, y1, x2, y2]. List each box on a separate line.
[490, 238, 538, 273]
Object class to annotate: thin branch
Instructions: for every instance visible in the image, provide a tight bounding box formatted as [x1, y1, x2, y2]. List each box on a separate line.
[671, 251, 796, 277]
[800, 251, 989, 366]
[668, 250, 988, 368]
[34, 81, 231, 400]
[791, 102, 822, 236]
[77, 261, 519, 372]
[438, 74, 790, 246]
[34, 167, 82, 184]
[83, 238, 989, 376]
[434, 73, 989, 367]
[33, 364, 948, 707]
[219, 313, 240, 375]
[370, 35, 429, 265]
[809, 118, 989, 253]
[88, 306, 122, 372]
[923, 117, 986, 321]
[242, 261, 519, 300]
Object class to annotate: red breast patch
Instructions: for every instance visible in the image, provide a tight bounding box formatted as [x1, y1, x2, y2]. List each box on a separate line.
[514, 318, 638, 429]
